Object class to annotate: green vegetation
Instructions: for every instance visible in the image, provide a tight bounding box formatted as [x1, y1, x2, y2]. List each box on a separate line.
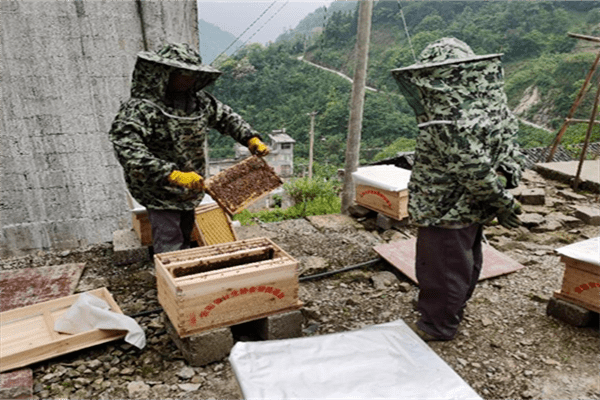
[233, 176, 341, 225]
[207, 1, 597, 176]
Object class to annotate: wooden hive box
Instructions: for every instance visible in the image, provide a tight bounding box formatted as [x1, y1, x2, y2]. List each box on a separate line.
[553, 238, 600, 312]
[126, 191, 152, 246]
[192, 203, 237, 246]
[155, 237, 301, 337]
[553, 255, 600, 313]
[205, 156, 283, 215]
[352, 166, 411, 221]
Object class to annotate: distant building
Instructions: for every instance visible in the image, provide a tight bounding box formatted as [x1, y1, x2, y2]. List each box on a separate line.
[266, 129, 296, 177]
[208, 128, 295, 178]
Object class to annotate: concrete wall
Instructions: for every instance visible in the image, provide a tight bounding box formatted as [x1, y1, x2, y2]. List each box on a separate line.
[0, 0, 199, 257]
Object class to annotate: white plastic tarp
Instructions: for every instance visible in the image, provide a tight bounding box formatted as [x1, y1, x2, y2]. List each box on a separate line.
[555, 237, 600, 266]
[352, 165, 412, 192]
[229, 319, 482, 399]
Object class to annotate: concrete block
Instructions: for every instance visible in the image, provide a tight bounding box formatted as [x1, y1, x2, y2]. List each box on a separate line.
[376, 213, 408, 230]
[573, 205, 600, 226]
[0, 369, 33, 400]
[519, 188, 545, 205]
[112, 229, 150, 266]
[546, 296, 594, 327]
[348, 204, 376, 218]
[238, 310, 304, 341]
[165, 316, 234, 366]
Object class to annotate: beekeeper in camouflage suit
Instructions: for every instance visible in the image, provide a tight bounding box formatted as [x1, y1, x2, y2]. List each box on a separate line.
[109, 43, 269, 254]
[391, 38, 525, 341]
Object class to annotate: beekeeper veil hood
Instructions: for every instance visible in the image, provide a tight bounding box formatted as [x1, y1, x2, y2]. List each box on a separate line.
[130, 43, 222, 102]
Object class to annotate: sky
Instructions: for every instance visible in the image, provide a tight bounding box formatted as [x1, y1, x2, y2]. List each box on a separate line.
[197, 0, 335, 45]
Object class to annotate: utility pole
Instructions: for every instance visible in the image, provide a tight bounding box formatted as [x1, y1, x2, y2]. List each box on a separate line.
[307, 111, 318, 179]
[341, 0, 373, 214]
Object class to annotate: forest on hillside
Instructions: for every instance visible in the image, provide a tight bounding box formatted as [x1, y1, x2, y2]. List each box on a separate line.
[206, 1, 600, 174]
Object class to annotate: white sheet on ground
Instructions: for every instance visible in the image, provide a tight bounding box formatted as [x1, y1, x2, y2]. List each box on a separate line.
[229, 319, 482, 399]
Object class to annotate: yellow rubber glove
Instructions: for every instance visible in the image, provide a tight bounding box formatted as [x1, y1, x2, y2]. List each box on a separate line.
[168, 170, 204, 191]
[247, 137, 270, 157]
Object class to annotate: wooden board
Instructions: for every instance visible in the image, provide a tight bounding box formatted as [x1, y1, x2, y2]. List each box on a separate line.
[355, 184, 409, 221]
[374, 237, 526, 283]
[155, 237, 300, 337]
[553, 256, 600, 312]
[205, 156, 283, 215]
[192, 203, 237, 246]
[0, 288, 126, 373]
[132, 212, 152, 246]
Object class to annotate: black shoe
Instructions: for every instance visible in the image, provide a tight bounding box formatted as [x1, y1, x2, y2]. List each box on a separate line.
[407, 322, 449, 342]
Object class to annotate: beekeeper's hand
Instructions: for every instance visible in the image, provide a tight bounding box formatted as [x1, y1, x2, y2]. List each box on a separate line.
[497, 200, 522, 229]
[168, 170, 204, 191]
[247, 137, 270, 157]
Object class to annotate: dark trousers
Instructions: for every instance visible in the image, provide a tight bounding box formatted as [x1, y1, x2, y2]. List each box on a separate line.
[147, 209, 195, 254]
[415, 224, 483, 340]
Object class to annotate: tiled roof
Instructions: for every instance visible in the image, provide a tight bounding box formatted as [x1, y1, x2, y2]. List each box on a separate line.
[369, 143, 600, 170]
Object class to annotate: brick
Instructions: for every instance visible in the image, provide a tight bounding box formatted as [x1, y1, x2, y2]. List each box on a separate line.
[546, 296, 594, 327]
[112, 229, 150, 266]
[0, 369, 33, 400]
[519, 188, 545, 205]
[573, 205, 600, 226]
[164, 315, 234, 367]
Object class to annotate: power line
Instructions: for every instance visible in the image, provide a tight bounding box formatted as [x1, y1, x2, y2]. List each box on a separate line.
[396, 0, 417, 63]
[236, 0, 290, 51]
[210, 0, 279, 65]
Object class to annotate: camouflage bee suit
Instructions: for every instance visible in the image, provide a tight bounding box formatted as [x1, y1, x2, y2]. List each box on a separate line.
[391, 38, 525, 228]
[109, 43, 259, 211]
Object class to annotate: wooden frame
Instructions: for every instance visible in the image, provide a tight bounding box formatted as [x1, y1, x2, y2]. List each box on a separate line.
[205, 156, 283, 215]
[155, 238, 301, 337]
[191, 203, 238, 246]
[0, 288, 126, 373]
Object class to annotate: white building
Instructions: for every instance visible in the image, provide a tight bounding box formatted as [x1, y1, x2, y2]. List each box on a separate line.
[209, 129, 295, 178]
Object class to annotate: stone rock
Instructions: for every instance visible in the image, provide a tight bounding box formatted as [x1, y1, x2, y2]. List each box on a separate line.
[151, 384, 171, 398]
[520, 213, 545, 228]
[557, 190, 587, 201]
[520, 188, 545, 205]
[298, 256, 329, 276]
[371, 271, 398, 290]
[573, 205, 600, 226]
[348, 204, 376, 218]
[178, 383, 201, 392]
[176, 366, 195, 380]
[398, 282, 412, 293]
[127, 381, 150, 399]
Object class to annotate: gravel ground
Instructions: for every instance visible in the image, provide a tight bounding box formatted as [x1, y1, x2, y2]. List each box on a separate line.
[1, 169, 599, 399]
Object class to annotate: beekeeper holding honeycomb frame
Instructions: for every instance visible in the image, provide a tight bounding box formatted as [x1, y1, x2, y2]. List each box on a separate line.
[109, 43, 269, 254]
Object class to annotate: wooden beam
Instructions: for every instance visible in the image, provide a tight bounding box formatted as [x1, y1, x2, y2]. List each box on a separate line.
[568, 32, 600, 43]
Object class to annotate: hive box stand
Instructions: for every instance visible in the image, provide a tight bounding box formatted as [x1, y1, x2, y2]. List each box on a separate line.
[155, 237, 302, 338]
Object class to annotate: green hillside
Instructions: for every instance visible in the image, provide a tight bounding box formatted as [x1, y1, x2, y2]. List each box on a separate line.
[206, 1, 599, 170]
[199, 19, 239, 64]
